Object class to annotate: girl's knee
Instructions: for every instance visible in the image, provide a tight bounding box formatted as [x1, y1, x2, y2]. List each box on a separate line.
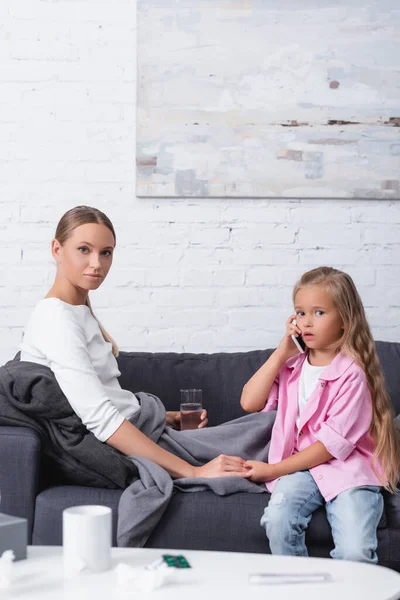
[260, 492, 291, 531]
[273, 471, 314, 494]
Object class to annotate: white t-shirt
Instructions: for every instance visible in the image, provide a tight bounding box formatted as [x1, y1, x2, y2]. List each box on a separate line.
[296, 357, 326, 428]
[20, 298, 140, 442]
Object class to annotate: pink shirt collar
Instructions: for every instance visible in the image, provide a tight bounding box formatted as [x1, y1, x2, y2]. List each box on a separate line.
[285, 351, 355, 381]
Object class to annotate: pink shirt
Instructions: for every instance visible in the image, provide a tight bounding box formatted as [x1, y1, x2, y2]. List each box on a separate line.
[262, 352, 383, 501]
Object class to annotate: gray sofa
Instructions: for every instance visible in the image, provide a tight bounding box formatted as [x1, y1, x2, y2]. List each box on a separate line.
[1, 343, 400, 570]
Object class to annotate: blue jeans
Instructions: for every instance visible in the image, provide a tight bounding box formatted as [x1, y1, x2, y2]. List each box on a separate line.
[260, 470, 383, 563]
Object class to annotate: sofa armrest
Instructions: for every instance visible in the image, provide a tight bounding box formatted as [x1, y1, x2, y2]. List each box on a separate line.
[383, 487, 400, 530]
[0, 426, 41, 543]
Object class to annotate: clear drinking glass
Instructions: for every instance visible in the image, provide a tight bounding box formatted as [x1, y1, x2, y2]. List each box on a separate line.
[180, 389, 203, 430]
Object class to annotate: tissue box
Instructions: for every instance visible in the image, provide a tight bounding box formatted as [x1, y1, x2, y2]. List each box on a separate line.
[0, 514, 27, 561]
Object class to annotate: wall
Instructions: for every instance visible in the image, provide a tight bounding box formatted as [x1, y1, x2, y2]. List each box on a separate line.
[1, 0, 400, 365]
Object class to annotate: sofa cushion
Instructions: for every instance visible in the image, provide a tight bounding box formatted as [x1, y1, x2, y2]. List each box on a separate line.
[145, 489, 336, 555]
[32, 486, 122, 546]
[117, 342, 400, 424]
[32, 485, 336, 554]
[117, 350, 272, 426]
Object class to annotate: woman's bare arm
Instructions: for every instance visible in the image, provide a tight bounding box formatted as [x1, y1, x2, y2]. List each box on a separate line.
[107, 419, 249, 479]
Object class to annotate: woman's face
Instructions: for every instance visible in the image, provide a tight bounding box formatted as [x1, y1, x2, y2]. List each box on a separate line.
[52, 223, 115, 293]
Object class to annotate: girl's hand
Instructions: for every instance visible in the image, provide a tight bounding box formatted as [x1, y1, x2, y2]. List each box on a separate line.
[194, 455, 251, 479]
[244, 460, 277, 482]
[276, 314, 303, 361]
[166, 409, 208, 429]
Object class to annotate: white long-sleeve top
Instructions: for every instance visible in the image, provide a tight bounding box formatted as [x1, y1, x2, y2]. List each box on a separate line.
[20, 298, 140, 442]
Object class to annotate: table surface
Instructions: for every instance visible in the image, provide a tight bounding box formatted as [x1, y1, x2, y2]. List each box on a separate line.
[4, 546, 400, 600]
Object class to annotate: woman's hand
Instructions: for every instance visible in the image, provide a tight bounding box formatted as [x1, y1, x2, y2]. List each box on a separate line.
[193, 455, 251, 479]
[165, 411, 180, 429]
[244, 460, 277, 482]
[166, 409, 208, 430]
[275, 314, 303, 361]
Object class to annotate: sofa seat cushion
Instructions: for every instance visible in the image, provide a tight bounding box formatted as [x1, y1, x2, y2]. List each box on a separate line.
[32, 485, 387, 554]
[33, 486, 336, 553]
[32, 486, 122, 546]
[145, 490, 335, 554]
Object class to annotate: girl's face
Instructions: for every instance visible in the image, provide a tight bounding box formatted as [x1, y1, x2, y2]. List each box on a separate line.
[52, 223, 115, 294]
[294, 284, 344, 352]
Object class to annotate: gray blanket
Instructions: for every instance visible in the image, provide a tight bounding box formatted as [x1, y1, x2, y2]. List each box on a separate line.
[118, 392, 274, 547]
[0, 359, 138, 488]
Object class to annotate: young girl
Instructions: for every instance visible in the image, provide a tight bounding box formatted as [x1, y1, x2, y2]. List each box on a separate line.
[241, 266, 400, 563]
[20, 205, 249, 480]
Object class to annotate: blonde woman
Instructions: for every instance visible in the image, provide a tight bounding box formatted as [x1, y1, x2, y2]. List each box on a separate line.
[20, 206, 249, 480]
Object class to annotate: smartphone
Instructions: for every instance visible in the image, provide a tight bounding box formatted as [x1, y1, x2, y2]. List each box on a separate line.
[291, 319, 306, 353]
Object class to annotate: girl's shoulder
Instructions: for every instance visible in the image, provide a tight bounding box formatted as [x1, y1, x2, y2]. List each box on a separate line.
[334, 352, 367, 385]
[281, 352, 307, 373]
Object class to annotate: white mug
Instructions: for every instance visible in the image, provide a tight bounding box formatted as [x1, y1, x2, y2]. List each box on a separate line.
[63, 505, 112, 575]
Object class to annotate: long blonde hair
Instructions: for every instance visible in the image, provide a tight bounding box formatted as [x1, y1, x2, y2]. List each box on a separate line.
[55, 205, 119, 357]
[293, 266, 400, 492]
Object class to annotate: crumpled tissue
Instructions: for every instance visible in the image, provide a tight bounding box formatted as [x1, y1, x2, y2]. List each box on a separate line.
[0, 550, 15, 591]
[115, 562, 176, 592]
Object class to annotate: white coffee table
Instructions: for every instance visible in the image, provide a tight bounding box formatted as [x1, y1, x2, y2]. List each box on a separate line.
[6, 546, 400, 599]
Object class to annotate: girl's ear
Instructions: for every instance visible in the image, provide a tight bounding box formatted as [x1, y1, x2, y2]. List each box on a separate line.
[51, 239, 62, 263]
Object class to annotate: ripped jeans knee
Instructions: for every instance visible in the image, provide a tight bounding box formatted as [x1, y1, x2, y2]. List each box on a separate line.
[260, 490, 289, 536]
[260, 471, 325, 556]
[269, 491, 285, 506]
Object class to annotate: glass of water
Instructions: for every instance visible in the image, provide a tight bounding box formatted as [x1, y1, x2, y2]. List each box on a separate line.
[180, 389, 203, 430]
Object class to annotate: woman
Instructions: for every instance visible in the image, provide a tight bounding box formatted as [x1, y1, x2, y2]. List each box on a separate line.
[20, 206, 249, 479]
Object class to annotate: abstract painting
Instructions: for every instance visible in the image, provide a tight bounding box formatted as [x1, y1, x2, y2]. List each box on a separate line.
[136, 0, 400, 198]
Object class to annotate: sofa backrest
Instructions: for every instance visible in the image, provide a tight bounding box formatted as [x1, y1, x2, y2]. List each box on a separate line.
[117, 341, 400, 425]
[117, 349, 272, 426]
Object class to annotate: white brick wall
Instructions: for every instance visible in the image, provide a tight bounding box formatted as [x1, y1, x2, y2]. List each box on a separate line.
[1, 0, 400, 365]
